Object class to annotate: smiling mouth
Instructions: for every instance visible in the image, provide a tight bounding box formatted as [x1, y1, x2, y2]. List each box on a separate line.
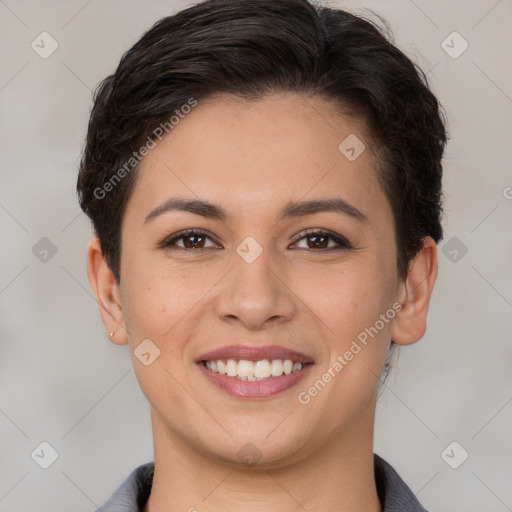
[200, 358, 313, 381]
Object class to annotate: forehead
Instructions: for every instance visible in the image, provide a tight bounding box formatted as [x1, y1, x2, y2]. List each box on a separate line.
[127, 93, 390, 227]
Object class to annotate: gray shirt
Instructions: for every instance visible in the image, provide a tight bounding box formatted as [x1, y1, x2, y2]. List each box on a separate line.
[93, 454, 428, 511]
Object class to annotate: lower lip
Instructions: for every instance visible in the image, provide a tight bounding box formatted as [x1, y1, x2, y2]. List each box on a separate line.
[197, 362, 314, 399]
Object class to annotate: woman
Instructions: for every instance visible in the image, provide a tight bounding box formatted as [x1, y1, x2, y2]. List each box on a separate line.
[78, 0, 446, 510]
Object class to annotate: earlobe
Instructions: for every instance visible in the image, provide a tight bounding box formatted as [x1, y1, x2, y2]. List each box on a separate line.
[391, 237, 438, 346]
[86, 237, 128, 345]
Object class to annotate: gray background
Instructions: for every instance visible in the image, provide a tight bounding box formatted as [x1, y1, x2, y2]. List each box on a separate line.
[0, 0, 511, 511]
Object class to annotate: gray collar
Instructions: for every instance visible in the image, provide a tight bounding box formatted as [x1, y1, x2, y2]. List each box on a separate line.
[95, 454, 427, 511]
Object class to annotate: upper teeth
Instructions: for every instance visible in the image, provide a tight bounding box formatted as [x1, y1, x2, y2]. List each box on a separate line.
[203, 359, 304, 380]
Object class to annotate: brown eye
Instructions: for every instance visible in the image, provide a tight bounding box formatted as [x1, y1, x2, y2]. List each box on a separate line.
[291, 229, 353, 250]
[181, 233, 206, 248]
[163, 230, 219, 250]
[306, 233, 330, 249]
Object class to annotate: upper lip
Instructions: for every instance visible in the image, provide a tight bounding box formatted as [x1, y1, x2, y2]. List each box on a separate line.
[196, 345, 314, 364]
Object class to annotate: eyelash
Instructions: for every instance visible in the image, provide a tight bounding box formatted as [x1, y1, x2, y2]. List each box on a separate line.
[161, 228, 353, 252]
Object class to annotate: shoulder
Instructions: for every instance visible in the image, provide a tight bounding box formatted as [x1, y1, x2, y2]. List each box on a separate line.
[374, 454, 429, 512]
[92, 461, 154, 512]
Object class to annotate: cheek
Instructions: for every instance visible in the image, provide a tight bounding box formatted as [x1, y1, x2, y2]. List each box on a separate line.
[121, 256, 224, 346]
[294, 257, 395, 343]
[124, 268, 188, 338]
[121, 264, 209, 406]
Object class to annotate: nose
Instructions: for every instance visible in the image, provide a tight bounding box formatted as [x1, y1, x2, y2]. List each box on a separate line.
[214, 246, 297, 331]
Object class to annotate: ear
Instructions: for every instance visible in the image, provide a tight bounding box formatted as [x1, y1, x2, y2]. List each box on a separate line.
[86, 237, 128, 345]
[391, 237, 438, 346]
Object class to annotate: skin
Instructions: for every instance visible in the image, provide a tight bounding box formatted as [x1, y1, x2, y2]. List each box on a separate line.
[87, 92, 438, 512]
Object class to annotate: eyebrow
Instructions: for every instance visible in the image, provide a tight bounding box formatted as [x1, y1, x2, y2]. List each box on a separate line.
[143, 196, 368, 224]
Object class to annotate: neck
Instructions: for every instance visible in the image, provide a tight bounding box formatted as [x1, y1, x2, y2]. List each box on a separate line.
[144, 408, 381, 512]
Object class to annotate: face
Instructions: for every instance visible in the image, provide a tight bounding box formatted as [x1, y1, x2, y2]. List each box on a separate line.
[90, 92, 432, 468]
